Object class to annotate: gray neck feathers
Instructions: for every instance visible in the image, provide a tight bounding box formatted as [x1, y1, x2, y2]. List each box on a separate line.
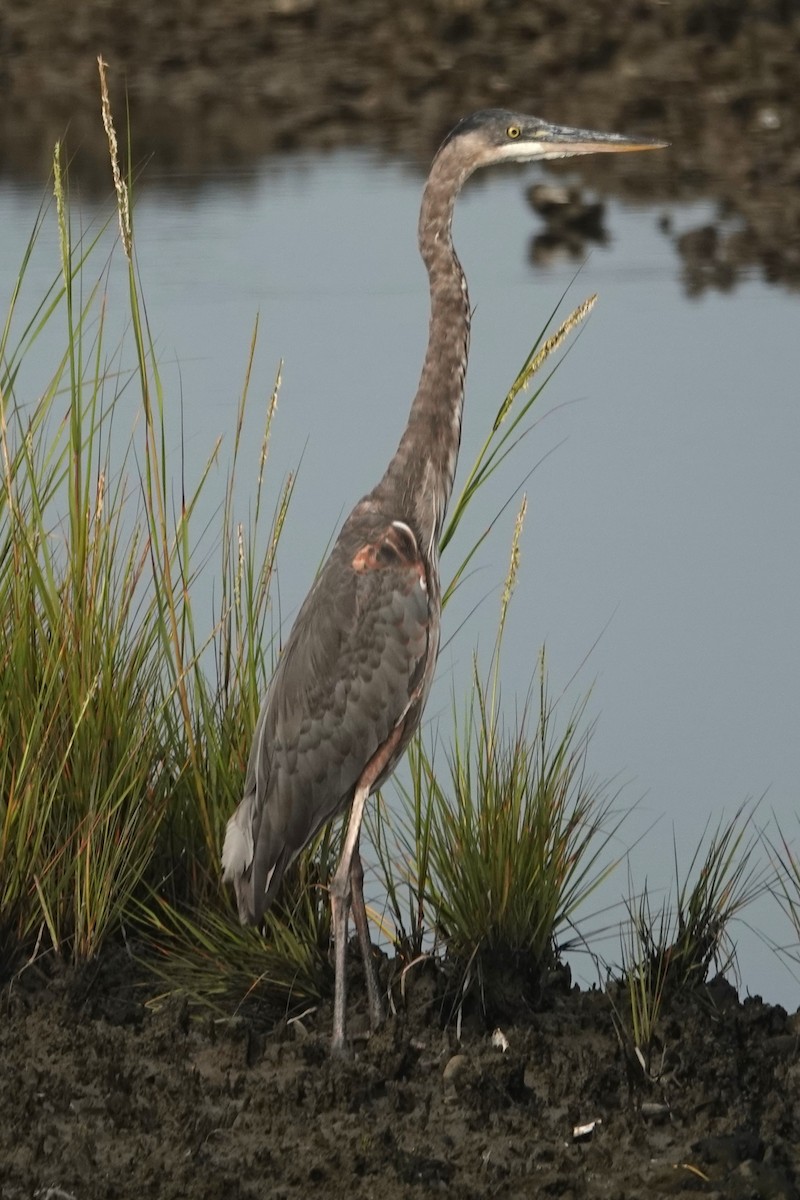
[374, 143, 473, 557]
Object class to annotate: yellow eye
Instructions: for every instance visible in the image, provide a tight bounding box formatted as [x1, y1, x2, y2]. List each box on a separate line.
[507, 125, 521, 139]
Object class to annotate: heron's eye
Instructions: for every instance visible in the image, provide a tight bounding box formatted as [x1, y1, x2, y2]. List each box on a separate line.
[507, 125, 521, 139]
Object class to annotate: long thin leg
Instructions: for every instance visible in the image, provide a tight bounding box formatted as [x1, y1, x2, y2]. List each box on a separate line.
[330, 783, 370, 1056]
[349, 841, 384, 1033]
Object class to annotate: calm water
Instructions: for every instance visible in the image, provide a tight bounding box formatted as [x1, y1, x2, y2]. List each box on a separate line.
[2, 151, 798, 1006]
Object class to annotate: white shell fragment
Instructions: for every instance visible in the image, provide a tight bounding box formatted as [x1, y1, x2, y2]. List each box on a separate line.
[491, 1028, 510, 1053]
[572, 1117, 602, 1142]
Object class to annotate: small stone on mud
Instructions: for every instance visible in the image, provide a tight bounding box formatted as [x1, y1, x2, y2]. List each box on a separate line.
[641, 1101, 671, 1122]
[442, 1053, 469, 1098]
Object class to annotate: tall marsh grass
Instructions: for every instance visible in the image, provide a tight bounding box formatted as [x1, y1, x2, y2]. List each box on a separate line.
[375, 653, 627, 1020]
[0, 63, 292, 979]
[613, 805, 767, 1072]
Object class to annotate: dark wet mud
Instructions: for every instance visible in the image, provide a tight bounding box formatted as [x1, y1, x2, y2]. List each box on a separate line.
[1, 1, 799, 290]
[2, 952, 799, 1199]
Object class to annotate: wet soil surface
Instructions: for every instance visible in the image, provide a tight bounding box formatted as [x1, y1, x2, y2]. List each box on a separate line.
[2, 951, 799, 1199]
[1, 1, 799, 291]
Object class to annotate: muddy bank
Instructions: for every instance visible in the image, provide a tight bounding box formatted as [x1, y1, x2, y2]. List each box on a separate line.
[1, 950, 799, 1199]
[1, 1, 799, 289]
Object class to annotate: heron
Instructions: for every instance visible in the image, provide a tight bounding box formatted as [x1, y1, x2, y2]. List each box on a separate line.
[223, 109, 664, 1054]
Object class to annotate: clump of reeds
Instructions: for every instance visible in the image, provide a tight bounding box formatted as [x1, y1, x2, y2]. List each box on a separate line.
[0, 133, 170, 966]
[0, 61, 319, 1003]
[390, 667, 624, 1022]
[614, 805, 765, 1074]
[765, 820, 800, 978]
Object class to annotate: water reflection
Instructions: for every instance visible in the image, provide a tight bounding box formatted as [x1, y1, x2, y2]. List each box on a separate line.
[1, 150, 798, 1006]
[527, 182, 611, 267]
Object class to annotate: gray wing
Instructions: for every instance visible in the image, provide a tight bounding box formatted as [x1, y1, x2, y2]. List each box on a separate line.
[223, 515, 434, 923]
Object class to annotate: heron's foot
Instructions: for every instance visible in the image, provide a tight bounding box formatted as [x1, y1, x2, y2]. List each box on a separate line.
[330, 1028, 351, 1059]
[331, 1019, 385, 1058]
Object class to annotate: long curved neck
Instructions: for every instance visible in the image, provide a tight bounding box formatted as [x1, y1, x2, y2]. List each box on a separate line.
[373, 143, 473, 557]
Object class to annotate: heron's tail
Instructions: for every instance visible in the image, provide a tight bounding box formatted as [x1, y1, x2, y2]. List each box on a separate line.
[222, 803, 256, 924]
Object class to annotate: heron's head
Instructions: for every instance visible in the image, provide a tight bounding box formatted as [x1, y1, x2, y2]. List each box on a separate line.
[439, 108, 666, 173]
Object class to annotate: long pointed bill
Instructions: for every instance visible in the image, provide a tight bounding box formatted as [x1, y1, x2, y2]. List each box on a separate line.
[533, 123, 668, 160]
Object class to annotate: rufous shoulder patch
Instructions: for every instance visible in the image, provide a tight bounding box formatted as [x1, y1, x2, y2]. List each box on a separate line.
[352, 521, 425, 585]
